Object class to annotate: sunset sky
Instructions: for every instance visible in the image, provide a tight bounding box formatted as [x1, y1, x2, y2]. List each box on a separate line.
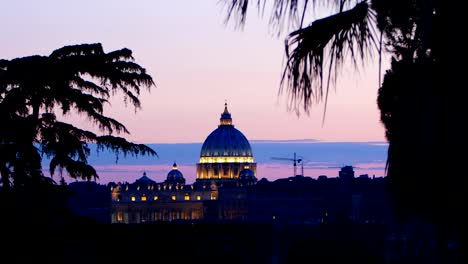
[1, 0, 388, 144]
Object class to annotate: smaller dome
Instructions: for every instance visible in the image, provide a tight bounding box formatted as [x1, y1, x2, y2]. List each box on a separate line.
[136, 171, 155, 183]
[166, 162, 185, 185]
[239, 168, 255, 179]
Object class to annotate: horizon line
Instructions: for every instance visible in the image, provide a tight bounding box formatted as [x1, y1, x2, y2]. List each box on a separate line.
[131, 139, 389, 145]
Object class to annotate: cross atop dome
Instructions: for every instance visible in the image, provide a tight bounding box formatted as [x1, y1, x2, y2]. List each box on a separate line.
[220, 101, 232, 125]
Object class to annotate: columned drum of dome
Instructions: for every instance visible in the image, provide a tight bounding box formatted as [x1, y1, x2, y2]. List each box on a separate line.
[196, 103, 257, 185]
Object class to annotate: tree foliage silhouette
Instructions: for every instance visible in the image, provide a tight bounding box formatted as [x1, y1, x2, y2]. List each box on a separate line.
[0, 43, 157, 189]
[221, 0, 464, 261]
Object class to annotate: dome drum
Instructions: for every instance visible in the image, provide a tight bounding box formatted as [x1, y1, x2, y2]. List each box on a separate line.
[196, 162, 257, 180]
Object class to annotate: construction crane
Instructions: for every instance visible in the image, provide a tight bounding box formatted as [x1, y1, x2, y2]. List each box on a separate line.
[271, 152, 302, 177]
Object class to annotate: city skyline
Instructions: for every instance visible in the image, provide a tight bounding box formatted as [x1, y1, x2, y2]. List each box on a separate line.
[51, 140, 388, 184]
[1, 0, 388, 144]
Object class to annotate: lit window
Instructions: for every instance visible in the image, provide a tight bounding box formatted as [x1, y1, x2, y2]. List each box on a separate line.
[131, 196, 136, 201]
[117, 211, 123, 222]
[154, 196, 158, 200]
[141, 195, 147, 201]
[184, 195, 190, 201]
[196, 196, 201, 201]
[171, 195, 176, 201]
[210, 193, 217, 200]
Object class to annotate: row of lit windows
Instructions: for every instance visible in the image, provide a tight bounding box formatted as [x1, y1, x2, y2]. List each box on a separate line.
[121, 184, 192, 192]
[115, 210, 203, 223]
[115, 210, 204, 223]
[130, 195, 205, 201]
[117, 184, 223, 192]
[198, 156, 254, 163]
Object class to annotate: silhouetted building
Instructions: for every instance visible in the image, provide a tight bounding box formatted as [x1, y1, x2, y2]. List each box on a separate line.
[339, 165, 355, 180]
[105, 169, 392, 225]
[67, 181, 111, 224]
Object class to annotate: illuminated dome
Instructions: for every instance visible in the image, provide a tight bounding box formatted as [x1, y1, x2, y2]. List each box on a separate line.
[196, 102, 257, 184]
[165, 162, 185, 185]
[200, 127, 253, 157]
[199, 102, 253, 163]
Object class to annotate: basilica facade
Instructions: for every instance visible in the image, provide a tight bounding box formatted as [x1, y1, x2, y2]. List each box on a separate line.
[110, 103, 257, 223]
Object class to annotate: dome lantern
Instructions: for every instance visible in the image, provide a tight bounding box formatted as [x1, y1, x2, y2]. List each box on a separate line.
[220, 101, 232, 126]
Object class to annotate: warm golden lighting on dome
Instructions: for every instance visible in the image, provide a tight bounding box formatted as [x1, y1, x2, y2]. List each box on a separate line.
[220, 119, 232, 125]
[199, 156, 254, 163]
